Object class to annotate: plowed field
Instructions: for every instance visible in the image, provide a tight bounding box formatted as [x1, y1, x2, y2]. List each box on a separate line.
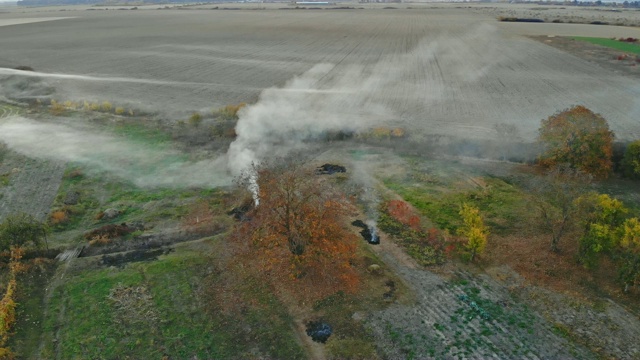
[0, 5, 639, 140]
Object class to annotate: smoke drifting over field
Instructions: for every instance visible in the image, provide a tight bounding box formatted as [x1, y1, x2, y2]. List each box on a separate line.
[226, 24, 506, 175]
[227, 62, 390, 176]
[0, 117, 230, 188]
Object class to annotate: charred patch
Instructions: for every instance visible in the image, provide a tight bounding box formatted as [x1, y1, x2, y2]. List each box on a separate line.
[352, 220, 380, 245]
[316, 163, 346, 175]
[100, 248, 173, 268]
[306, 320, 332, 343]
[228, 203, 252, 221]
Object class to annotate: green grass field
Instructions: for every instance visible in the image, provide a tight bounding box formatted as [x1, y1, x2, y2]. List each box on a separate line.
[37, 242, 305, 359]
[573, 37, 640, 55]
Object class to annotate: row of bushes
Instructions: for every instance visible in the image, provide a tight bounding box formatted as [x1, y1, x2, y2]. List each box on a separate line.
[44, 99, 134, 117]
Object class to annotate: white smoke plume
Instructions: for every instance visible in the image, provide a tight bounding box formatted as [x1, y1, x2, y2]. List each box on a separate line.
[0, 117, 230, 188]
[226, 24, 506, 183]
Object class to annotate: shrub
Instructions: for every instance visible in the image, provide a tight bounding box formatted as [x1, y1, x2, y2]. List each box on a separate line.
[621, 140, 640, 179]
[49, 210, 68, 225]
[63, 100, 78, 109]
[223, 102, 246, 118]
[387, 200, 421, 230]
[538, 105, 614, 178]
[101, 101, 113, 112]
[390, 127, 406, 138]
[49, 100, 65, 115]
[114, 107, 125, 115]
[189, 112, 202, 127]
[0, 213, 47, 251]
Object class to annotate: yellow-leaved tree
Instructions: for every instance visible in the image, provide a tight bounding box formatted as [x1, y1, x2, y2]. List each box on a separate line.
[618, 217, 640, 292]
[457, 203, 489, 262]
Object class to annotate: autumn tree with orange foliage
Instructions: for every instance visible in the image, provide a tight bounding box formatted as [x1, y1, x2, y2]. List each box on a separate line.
[538, 105, 614, 178]
[232, 158, 359, 300]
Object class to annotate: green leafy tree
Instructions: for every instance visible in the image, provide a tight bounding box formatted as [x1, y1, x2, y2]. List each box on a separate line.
[457, 203, 488, 262]
[530, 165, 592, 252]
[621, 140, 640, 179]
[0, 213, 48, 251]
[538, 105, 614, 178]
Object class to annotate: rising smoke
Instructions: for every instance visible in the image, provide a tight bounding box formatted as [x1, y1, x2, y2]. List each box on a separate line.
[226, 24, 507, 202]
[227, 24, 507, 173]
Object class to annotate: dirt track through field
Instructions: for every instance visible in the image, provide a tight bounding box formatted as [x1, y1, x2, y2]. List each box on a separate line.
[367, 239, 596, 359]
[0, 6, 638, 141]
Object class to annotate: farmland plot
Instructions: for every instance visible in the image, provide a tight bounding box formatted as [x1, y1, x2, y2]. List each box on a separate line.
[0, 7, 638, 141]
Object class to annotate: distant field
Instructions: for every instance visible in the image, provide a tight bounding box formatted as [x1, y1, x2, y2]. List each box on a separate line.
[0, 17, 73, 27]
[0, 5, 639, 141]
[573, 36, 640, 54]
